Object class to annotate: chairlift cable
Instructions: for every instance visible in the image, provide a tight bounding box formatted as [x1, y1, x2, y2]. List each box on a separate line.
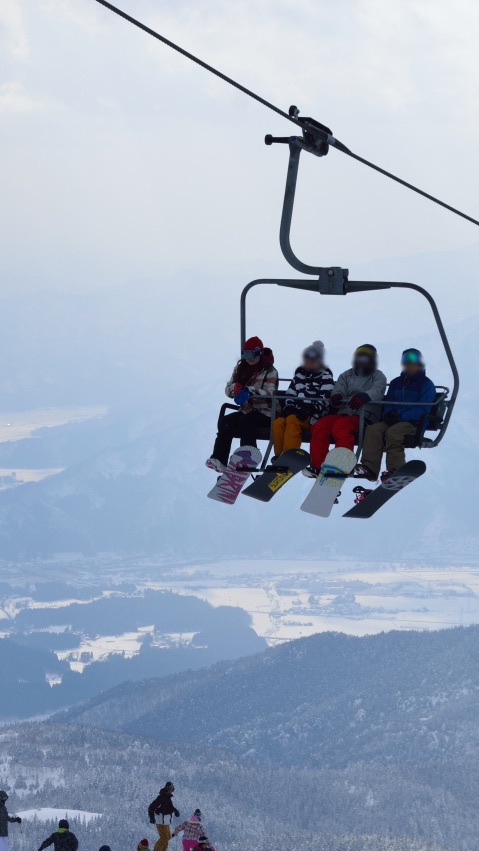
[94, 0, 479, 228]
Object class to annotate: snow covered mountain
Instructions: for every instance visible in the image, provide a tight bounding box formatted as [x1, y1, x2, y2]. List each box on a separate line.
[52, 625, 479, 848]
[61, 625, 479, 769]
[0, 722, 456, 851]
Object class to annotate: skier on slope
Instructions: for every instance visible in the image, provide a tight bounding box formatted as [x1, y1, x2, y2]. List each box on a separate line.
[0, 790, 21, 851]
[37, 820, 78, 851]
[355, 347, 436, 485]
[272, 340, 333, 458]
[206, 336, 278, 472]
[171, 810, 209, 851]
[305, 344, 387, 476]
[148, 782, 180, 851]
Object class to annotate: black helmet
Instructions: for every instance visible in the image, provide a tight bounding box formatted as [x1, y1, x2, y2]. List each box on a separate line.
[165, 782, 175, 791]
[58, 820, 69, 830]
[99, 846, 112, 851]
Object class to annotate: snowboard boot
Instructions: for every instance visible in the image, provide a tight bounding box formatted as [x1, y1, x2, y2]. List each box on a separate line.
[354, 463, 377, 481]
[353, 486, 373, 504]
[206, 457, 227, 474]
[302, 466, 320, 479]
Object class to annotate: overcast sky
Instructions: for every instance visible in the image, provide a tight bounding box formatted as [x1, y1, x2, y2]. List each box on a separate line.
[1, 0, 479, 373]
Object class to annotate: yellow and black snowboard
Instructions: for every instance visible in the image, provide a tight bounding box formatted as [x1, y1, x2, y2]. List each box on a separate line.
[242, 448, 310, 503]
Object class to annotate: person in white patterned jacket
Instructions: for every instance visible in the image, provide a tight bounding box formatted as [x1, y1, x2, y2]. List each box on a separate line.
[206, 336, 278, 473]
[272, 340, 334, 458]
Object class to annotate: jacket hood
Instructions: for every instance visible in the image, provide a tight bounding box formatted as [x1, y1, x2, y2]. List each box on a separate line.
[262, 347, 274, 366]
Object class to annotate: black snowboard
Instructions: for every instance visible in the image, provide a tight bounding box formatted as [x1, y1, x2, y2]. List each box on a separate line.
[242, 448, 311, 503]
[343, 459, 426, 519]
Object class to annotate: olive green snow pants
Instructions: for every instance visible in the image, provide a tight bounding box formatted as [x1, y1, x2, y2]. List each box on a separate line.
[360, 421, 417, 478]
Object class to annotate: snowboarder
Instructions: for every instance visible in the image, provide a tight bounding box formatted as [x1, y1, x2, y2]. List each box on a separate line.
[148, 782, 180, 851]
[356, 348, 436, 482]
[0, 791, 21, 851]
[171, 810, 208, 851]
[38, 820, 78, 851]
[306, 344, 387, 476]
[272, 340, 333, 457]
[206, 336, 278, 472]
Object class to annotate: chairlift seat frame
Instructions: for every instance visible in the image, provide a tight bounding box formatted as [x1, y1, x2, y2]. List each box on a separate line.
[234, 118, 459, 469]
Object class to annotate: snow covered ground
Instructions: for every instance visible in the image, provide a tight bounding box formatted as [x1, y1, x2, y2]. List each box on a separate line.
[145, 560, 479, 644]
[17, 808, 101, 823]
[0, 407, 107, 443]
[56, 628, 197, 671]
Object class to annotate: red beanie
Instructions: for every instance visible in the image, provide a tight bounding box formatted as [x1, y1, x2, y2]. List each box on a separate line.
[137, 841, 149, 849]
[244, 336, 263, 350]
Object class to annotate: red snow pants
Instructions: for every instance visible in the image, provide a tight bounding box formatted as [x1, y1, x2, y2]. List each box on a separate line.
[310, 414, 359, 468]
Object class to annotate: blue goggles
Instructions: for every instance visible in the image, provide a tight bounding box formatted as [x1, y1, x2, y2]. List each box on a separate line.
[401, 350, 423, 365]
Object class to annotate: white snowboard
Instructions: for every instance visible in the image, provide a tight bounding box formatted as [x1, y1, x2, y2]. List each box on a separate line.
[300, 447, 356, 518]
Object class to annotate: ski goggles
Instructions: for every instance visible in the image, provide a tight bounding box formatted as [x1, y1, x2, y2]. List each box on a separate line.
[401, 350, 423, 365]
[354, 354, 374, 364]
[242, 347, 262, 361]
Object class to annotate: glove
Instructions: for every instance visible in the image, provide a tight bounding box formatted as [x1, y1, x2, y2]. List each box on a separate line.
[149, 818, 155, 825]
[233, 383, 243, 395]
[384, 410, 400, 426]
[330, 392, 343, 408]
[174, 809, 180, 818]
[16, 818, 22, 824]
[294, 402, 311, 421]
[234, 387, 252, 406]
[349, 392, 370, 411]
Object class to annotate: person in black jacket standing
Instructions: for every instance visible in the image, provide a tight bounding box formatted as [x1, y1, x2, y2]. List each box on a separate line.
[38, 819, 78, 851]
[0, 790, 21, 851]
[148, 782, 179, 851]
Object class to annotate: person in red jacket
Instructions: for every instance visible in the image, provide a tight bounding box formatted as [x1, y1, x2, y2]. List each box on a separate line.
[206, 336, 278, 472]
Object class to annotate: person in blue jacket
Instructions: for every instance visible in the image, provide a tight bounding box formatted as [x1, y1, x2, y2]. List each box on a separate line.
[357, 348, 436, 482]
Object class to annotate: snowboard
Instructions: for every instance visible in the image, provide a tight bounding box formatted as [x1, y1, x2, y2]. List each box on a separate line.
[343, 459, 426, 519]
[242, 448, 311, 503]
[207, 446, 262, 505]
[300, 447, 357, 518]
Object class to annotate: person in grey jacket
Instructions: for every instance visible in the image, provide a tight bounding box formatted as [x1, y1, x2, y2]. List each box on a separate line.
[306, 344, 387, 475]
[0, 790, 21, 851]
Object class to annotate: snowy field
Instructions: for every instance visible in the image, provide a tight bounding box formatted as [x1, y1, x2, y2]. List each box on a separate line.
[0, 406, 107, 443]
[2, 558, 479, 664]
[145, 560, 479, 644]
